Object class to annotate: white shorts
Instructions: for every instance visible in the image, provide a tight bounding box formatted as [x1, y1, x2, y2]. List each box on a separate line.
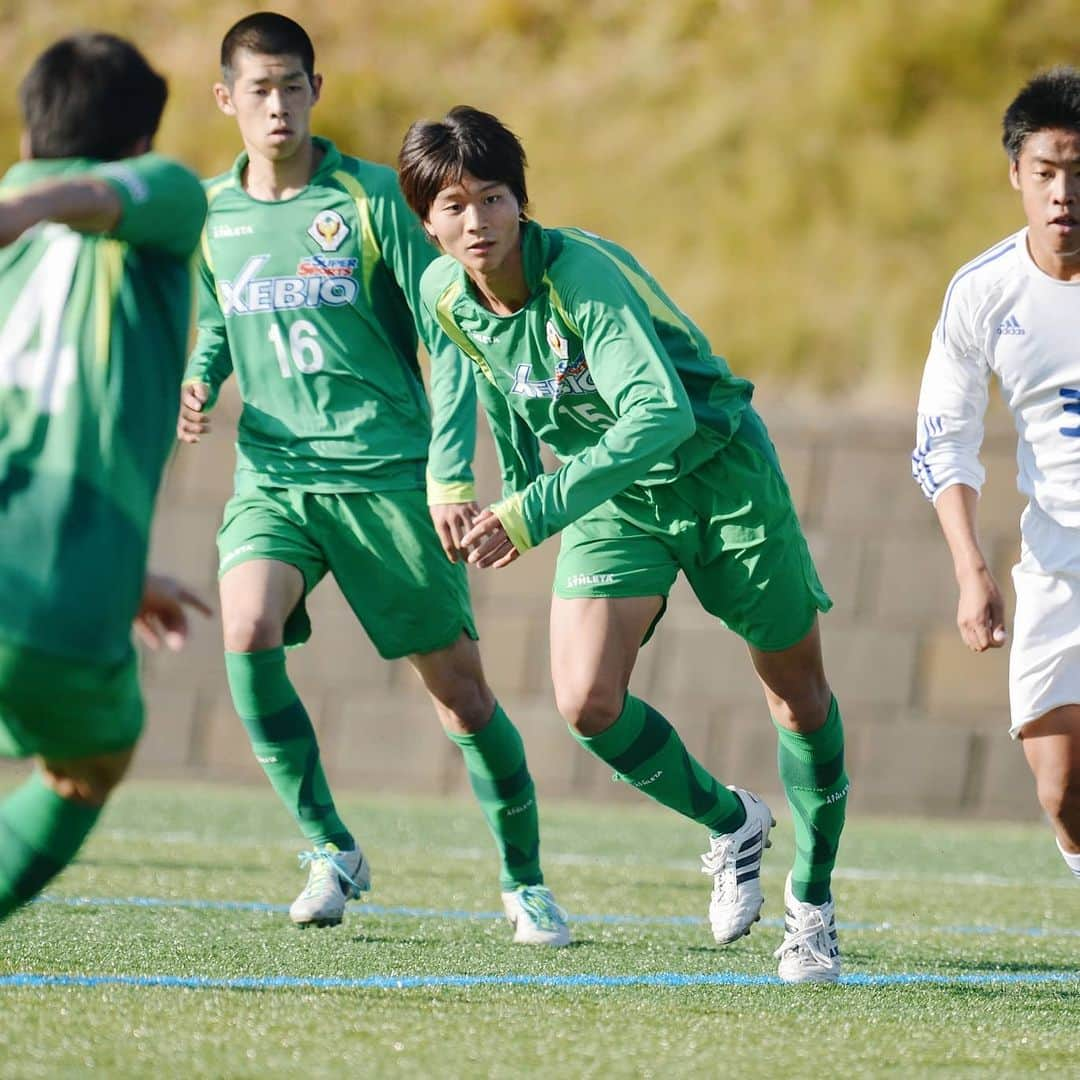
[1009, 501, 1080, 736]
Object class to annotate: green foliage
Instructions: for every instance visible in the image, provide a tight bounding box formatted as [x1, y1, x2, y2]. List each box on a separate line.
[3, 0, 1080, 387]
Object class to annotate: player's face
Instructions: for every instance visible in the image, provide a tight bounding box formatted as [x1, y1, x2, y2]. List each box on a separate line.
[424, 173, 522, 280]
[1010, 128, 1080, 274]
[214, 49, 321, 163]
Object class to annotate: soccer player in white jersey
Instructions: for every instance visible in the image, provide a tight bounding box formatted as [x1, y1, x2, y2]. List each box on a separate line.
[913, 68, 1080, 882]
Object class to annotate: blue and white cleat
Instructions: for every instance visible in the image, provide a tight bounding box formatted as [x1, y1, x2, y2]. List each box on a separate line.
[289, 842, 371, 928]
[501, 884, 571, 947]
[701, 787, 774, 944]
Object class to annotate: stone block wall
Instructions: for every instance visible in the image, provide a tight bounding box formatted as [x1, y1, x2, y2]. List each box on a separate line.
[6, 388, 1038, 820]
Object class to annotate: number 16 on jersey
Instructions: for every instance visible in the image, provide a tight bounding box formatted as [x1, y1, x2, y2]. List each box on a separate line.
[268, 319, 324, 377]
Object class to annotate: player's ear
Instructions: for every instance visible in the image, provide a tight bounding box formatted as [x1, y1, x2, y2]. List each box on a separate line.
[1009, 156, 1021, 191]
[309, 73, 323, 106]
[213, 82, 236, 117]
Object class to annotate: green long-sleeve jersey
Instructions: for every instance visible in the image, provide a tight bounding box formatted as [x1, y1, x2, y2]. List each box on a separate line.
[0, 154, 207, 663]
[421, 220, 754, 551]
[185, 138, 475, 498]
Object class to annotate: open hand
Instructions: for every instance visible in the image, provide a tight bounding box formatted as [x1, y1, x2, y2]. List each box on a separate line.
[460, 509, 520, 569]
[133, 574, 212, 651]
[430, 501, 481, 562]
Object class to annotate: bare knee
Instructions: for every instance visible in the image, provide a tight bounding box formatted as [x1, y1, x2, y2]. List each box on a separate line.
[429, 673, 496, 734]
[555, 680, 624, 737]
[40, 747, 135, 807]
[762, 675, 833, 733]
[1034, 762, 1080, 829]
[222, 609, 283, 653]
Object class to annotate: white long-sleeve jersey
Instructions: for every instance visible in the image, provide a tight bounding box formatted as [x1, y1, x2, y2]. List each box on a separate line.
[913, 228, 1080, 526]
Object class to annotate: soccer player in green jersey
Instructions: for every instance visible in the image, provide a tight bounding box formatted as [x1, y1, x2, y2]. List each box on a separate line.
[399, 106, 850, 983]
[0, 33, 210, 921]
[178, 14, 567, 943]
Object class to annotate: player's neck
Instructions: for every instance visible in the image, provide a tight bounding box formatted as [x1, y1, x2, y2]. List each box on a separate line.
[1026, 233, 1080, 282]
[468, 250, 529, 316]
[242, 138, 322, 201]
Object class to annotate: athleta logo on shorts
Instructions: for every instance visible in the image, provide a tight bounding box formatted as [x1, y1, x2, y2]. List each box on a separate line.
[220, 542, 256, 567]
[220, 254, 359, 316]
[567, 573, 616, 587]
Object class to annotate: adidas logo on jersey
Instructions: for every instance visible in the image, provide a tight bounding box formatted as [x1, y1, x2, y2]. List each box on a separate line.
[995, 314, 1025, 336]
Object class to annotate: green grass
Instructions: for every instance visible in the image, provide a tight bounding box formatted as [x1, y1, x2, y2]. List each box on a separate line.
[0, 782, 1077, 1078]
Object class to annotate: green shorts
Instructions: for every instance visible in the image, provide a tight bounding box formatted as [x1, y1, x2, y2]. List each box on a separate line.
[0, 639, 143, 760]
[217, 480, 477, 659]
[555, 408, 831, 652]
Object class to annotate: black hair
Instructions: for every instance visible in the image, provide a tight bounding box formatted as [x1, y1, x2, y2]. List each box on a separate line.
[220, 12, 316, 85]
[19, 33, 167, 161]
[397, 105, 528, 221]
[1003, 67, 1080, 161]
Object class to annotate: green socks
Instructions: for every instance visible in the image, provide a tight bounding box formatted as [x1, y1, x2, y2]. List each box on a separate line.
[573, 694, 746, 835]
[225, 647, 353, 850]
[445, 704, 543, 890]
[0, 772, 101, 920]
[775, 696, 848, 905]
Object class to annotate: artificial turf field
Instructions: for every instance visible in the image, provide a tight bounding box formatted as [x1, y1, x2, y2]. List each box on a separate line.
[0, 781, 1076, 1078]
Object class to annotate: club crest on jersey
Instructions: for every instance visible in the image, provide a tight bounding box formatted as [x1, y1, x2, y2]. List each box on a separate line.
[546, 319, 569, 360]
[307, 209, 350, 252]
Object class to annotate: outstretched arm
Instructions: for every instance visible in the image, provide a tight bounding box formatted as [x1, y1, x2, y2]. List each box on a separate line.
[0, 177, 121, 244]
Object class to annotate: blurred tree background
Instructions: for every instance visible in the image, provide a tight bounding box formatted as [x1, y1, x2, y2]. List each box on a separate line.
[2, 0, 1079, 392]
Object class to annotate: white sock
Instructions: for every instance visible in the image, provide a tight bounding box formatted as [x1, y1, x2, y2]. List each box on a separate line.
[1056, 838, 1080, 880]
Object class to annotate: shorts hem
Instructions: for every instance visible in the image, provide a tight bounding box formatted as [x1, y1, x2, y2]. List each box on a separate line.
[740, 599, 830, 654]
[552, 584, 671, 602]
[376, 621, 479, 661]
[1009, 700, 1080, 739]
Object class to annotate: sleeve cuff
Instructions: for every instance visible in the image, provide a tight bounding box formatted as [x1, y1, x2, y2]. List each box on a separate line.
[426, 476, 477, 505]
[491, 493, 534, 553]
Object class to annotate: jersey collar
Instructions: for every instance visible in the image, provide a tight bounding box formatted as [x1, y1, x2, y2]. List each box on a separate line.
[229, 136, 342, 191]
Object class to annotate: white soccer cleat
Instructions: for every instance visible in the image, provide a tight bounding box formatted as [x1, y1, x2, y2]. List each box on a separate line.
[774, 872, 842, 984]
[501, 885, 571, 947]
[288, 842, 371, 928]
[701, 787, 774, 944]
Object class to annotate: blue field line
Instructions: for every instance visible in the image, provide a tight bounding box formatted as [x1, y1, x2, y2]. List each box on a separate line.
[33, 893, 1080, 940]
[1, 970, 1077, 993]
